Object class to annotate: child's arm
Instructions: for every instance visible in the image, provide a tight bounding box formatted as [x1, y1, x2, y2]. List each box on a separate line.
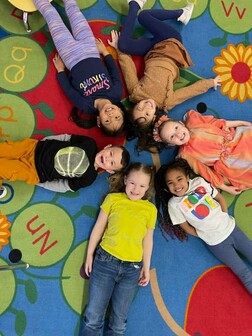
[180, 222, 198, 237]
[139, 228, 154, 287]
[164, 76, 220, 111]
[214, 192, 228, 213]
[41, 134, 71, 141]
[96, 37, 123, 93]
[37, 180, 72, 193]
[218, 183, 242, 195]
[85, 209, 108, 277]
[95, 38, 110, 57]
[225, 120, 252, 128]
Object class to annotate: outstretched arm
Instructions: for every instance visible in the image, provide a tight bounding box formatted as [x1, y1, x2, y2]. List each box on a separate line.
[225, 120, 252, 128]
[139, 228, 154, 287]
[218, 183, 242, 195]
[164, 76, 221, 111]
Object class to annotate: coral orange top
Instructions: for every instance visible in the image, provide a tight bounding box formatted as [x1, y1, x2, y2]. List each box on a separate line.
[179, 110, 252, 191]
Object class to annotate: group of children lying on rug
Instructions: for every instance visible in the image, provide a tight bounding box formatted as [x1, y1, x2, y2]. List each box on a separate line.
[1, 1, 252, 335]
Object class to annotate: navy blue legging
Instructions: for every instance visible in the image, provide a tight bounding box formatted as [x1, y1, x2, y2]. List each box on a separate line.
[208, 225, 252, 294]
[118, 1, 183, 56]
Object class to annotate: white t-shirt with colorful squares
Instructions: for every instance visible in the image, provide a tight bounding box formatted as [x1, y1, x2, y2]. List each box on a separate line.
[168, 177, 235, 246]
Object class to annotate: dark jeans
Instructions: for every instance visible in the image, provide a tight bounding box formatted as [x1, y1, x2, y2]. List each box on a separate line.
[118, 1, 183, 56]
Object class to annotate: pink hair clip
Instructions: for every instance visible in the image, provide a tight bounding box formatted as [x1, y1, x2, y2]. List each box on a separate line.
[153, 115, 169, 142]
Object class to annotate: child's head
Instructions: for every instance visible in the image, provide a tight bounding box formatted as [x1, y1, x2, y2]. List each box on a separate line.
[97, 102, 126, 136]
[109, 162, 155, 201]
[155, 158, 192, 241]
[131, 99, 158, 128]
[95, 145, 130, 173]
[70, 102, 126, 137]
[153, 116, 190, 146]
[163, 158, 191, 197]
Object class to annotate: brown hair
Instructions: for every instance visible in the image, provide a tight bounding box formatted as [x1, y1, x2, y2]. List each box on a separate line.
[108, 162, 156, 201]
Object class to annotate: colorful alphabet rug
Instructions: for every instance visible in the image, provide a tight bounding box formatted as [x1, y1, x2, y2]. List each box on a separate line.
[0, 1, 252, 335]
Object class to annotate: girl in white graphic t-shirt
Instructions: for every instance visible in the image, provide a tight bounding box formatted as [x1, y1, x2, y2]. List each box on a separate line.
[155, 157, 252, 294]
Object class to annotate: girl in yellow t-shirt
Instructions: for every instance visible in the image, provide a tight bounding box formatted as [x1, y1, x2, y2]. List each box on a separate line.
[81, 162, 157, 335]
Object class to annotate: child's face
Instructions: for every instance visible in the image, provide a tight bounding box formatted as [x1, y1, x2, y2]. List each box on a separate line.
[95, 145, 123, 173]
[132, 99, 156, 126]
[165, 169, 189, 197]
[160, 121, 190, 145]
[124, 170, 150, 201]
[98, 103, 124, 133]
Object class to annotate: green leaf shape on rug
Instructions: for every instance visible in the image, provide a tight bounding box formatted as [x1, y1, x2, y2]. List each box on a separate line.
[106, 0, 156, 16]
[12, 309, 26, 336]
[34, 102, 55, 120]
[34, 129, 54, 137]
[72, 205, 99, 220]
[24, 279, 38, 304]
[81, 205, 99, 219]
[234, 190, 252, 239]
[174, 69, 202, 91]
[209, 32, 228, 47]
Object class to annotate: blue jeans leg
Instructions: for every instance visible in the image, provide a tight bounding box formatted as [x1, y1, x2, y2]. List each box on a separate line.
[207, 225, 252, 293]
[81, 247, 142, 336]
[107, 261, 141, 335]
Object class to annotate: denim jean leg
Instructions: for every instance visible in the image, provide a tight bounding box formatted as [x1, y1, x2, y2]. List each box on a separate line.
[106, 261, 142, 336]
[81, 248, 119, 336]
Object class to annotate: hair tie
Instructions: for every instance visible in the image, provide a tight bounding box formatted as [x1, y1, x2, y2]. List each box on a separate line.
[153, 115, 169, 142]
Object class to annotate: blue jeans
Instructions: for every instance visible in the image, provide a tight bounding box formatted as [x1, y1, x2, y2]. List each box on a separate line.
[118, 1, 183, 56]
[207, 225, 252, 293]
[81, 246, 142, 336]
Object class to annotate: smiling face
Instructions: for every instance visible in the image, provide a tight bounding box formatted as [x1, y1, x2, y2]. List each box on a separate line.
[124, 170, 151, 201]
[98, 103, 124, 133]
[160, 121, 190, 146]
[132, 99, 156, 126]
[95, 145, 123, 173]
[165, 168, 189, 197]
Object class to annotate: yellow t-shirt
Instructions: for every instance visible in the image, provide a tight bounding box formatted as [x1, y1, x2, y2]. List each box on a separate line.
[100, 193, 157, 262]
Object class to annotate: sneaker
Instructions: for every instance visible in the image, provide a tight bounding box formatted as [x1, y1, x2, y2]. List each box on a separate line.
[177, 3, 194, 25]
[128, 0, 147, 9]
[0, 186, 7, 199]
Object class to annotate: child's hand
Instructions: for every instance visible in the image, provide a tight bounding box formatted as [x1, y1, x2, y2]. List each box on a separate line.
[213, 75, 221, 90]
[95, 38, 109, 56]
[84, 254, 94, 277]
[53, 53, 65, 72]
[108, 30, 119, 50]
[138, 268, 150, 286]
[219, 184, 243, 195]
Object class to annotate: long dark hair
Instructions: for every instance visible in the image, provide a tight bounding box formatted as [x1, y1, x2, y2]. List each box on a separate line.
[155, 158, 192, 241]
[125, 113, 166, 153]
[69, 102, 127, 137]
